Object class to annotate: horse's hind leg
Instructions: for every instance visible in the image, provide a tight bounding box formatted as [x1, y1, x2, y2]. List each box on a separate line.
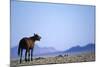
[20, 49, 23, 63]
[28, 50, 30, 61]
[25, 50, 28, 62]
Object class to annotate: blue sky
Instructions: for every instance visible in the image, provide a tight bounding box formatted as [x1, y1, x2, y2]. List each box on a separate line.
[11, 1, 95, 51]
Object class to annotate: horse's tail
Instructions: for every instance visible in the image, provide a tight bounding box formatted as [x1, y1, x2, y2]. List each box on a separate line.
[18, 44, 21, 56]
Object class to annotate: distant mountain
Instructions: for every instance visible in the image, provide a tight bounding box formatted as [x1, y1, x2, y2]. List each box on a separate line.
[65, 43, 95, 53]
[11, 43, 95, 59]
[10, 46, 18, 59]
[10, 45, 57, 59]
[33, 45, 57, 55]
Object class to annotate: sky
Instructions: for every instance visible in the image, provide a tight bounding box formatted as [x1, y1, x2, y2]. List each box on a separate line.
[11, 1, 95, 51]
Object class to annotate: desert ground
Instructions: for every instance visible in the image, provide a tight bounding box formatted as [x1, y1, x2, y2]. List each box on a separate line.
[10, 52, 95, 67]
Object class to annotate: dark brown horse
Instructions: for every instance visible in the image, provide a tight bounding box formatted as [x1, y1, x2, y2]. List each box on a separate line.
[18, 33, 41, 63]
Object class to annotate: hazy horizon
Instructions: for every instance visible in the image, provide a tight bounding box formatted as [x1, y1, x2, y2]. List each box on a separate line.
[11, 1, 95, 51]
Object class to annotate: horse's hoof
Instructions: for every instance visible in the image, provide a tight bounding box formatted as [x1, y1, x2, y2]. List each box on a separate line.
[25, 59, 27, 62]
[20, 61, 22, 64]
[31, 58, 33, 61]
[28, 59, 30, 61]
[20, 60, 22, 64]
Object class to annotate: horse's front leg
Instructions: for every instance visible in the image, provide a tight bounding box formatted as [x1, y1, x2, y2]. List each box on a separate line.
[31, 48, 33, 61]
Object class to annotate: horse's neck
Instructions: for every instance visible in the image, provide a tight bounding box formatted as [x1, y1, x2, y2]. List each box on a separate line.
[26, 38, 36, 47]
[30, 37, 36, 43]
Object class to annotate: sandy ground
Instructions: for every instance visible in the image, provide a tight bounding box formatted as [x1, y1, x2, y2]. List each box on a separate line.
[10, 52, 95, 67]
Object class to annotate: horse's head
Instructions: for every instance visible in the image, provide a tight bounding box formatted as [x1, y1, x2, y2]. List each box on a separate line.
[32, 33, 41, 41]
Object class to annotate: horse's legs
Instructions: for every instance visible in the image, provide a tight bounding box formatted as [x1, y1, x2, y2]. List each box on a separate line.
[28, 50, 30, 61]
[20, 49, 23, 63]
[25, 50, 28, 62]
[31, 48, 33, 61]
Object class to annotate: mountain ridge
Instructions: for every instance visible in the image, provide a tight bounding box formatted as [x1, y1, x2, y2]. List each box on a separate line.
[11, 43, 95, 59]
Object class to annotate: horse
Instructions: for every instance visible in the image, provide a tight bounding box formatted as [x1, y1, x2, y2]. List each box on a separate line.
[18, 33, 41, 63]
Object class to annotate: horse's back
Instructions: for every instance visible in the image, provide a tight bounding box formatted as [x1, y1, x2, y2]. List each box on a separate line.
[19, 37, 34, 49]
